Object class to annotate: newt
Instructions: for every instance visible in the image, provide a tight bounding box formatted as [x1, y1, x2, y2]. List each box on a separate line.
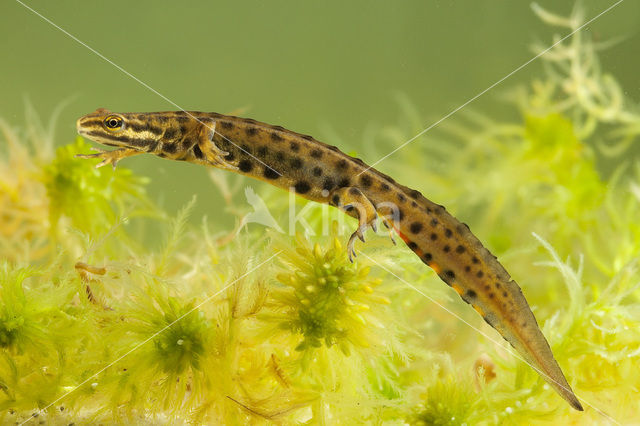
[76, 108, 583, 411]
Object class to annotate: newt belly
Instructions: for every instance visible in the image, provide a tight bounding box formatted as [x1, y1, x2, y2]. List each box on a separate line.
[76, 108, 583, 411]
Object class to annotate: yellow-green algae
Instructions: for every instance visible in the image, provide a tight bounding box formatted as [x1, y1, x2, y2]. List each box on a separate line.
[1, 5, 640, 425]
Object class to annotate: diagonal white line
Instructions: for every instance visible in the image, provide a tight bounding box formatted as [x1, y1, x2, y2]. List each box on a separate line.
[357, 0, 625, 176]
[358, 250, 618, 423]
[21, 251, 282, 425]
[14, 0, 283, 177]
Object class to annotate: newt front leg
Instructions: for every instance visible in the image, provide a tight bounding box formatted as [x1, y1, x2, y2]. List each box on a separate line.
[76, 147, 142, 169]
[197, 118, 238, 171]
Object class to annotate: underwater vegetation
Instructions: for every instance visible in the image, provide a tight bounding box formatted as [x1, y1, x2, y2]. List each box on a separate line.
[1, 4, 639, 425]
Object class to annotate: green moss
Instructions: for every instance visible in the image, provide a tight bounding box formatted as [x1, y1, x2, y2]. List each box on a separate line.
[272, 232, 391, 354]
[413, 378, 478, 426]
[42, 137, 150, 235]
[0, 266, 38, 351]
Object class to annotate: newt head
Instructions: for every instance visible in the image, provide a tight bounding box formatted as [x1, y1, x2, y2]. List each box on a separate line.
[76, 108, 126, 147]
[77, 108, 170, 150]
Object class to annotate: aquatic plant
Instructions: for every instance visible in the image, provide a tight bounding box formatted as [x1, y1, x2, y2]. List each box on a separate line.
[0, 3, 639, 424]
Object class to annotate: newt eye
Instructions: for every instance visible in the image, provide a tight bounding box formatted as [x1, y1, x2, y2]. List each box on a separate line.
[104, 115, 124, 131]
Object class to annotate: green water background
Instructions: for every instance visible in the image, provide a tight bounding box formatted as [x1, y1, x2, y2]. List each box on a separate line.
[2, 0, 639, 228]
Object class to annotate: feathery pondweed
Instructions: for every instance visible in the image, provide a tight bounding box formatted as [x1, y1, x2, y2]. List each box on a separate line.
[43, 137, 149, 235]
[269, 230, 393, 354]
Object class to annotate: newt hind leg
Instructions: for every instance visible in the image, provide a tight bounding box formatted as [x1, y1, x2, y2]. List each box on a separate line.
[331, 187, 391, 262]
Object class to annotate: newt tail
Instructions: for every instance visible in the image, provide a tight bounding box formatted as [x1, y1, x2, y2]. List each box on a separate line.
[76, 108, 583, 411]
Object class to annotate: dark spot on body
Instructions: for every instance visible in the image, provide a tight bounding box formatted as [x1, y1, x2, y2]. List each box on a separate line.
[430, 218, 438, 226]
[472, 257, 479, 264]
[445, 229, 453, 238]
[409, 190, 421, 199]
[332, 194, 340, 205]
[411, 201, 418, 207]
[430, 233, 437, 241]
[380, 183, 390, 191]
[456, 245, 465, 254]
[270, 132, 282, 141]
[337, 159, 348, 170]
[181, 137, 194, 149]
[180, 125, 188, 135]
[466, 290, 477, 299]
[443, 245, 450, 253]
[310, 149, 323, 158]
[291, 158, 303, 168]
[398, 193, 406, 202]
[423, 252, 433, 262]
[495, 282, 501, 289]
[275, 151, 285, 162]
[323, 178, 335, 191]
[193, 144, 204, 159]
[502, 291, 507, 298]
[408, 241, 418, 250]
[349, 187, 359, 195]
[290, 142, 300, 152]
[257, 146, 268, 157]
[360, 175, 372, 188]
[489, 292, 494, 299]
[465, 265, 471, 272]
[338, 177, 350, 187]
[444, 270, 455, 280]
[476, 271, 484, 278]
[409, 222, 423, 234]
[148, 126, 163, 136]
[163, 143, 177, 154]
[238, 159, 253, 172]
[245, 127, 257, 136]
[313, 167, 323, 176]
[263, 167, 280, 179]
[164, 128, 177, 140]
[295, 181, 311, 194]
[147, 141, 159, 152]
[220, 121, 234, 129]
